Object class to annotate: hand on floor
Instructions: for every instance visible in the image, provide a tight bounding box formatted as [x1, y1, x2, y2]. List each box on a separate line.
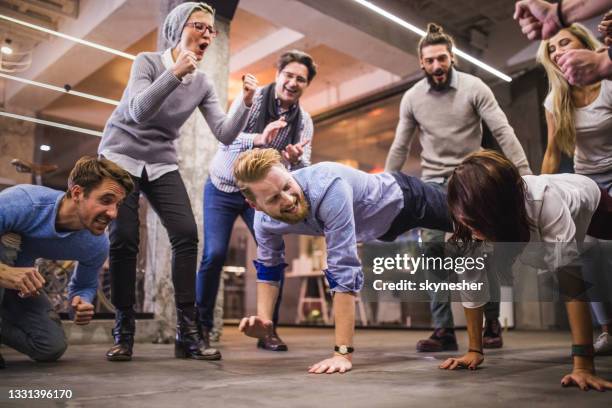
[561, 369, 612, 391]
[238, 315, 273, 339]
[439, 351, 484, 370]
[308, 355, 352, 374]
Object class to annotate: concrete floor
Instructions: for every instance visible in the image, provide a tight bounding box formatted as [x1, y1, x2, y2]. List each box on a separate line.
[1, 327, 611, 407]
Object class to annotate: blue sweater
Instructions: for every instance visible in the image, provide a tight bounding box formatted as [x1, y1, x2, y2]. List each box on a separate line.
[0, 185, 108, 303]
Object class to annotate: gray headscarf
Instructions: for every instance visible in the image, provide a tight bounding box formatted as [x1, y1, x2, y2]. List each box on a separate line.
[162, 2, 214, 47]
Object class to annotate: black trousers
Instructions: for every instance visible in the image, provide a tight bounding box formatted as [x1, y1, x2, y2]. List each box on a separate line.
[109, 169, 198, 309]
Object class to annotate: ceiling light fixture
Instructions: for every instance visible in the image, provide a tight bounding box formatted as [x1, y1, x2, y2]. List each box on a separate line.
[0, 14, 136, 60]
[0, 72, 120, 105]
[1, 38, 12, 55]
[350, 0, 512, 82]
[40, 144, 51, 151]
[0, 110, 103, 137]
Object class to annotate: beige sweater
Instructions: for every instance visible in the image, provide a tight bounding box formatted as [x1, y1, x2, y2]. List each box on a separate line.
[385, 69, 532, 180]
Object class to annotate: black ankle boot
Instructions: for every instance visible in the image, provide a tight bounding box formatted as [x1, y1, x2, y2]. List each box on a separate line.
[176, 304, 221, 360]
[106, 308, 135, 361]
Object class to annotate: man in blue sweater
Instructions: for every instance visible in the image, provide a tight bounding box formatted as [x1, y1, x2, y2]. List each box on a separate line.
[0, 156, 133, 368]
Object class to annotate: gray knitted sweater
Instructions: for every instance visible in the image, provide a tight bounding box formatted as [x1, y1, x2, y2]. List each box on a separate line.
[98, 51, 249, 164]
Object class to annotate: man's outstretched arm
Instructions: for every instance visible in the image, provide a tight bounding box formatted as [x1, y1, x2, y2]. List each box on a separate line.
[239, 280, 280, 338]
[307, 179, 361, 374]
[239, 215, 287, 339]
[308, 292, 355, 374]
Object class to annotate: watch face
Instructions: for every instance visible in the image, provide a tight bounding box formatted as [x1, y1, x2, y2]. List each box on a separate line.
[339, 345, 348, 354]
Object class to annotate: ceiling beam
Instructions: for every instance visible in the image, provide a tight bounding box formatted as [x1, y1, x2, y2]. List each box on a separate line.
[230, 27, 304, 73]
[4, 0, 157, 111]
[239, 0, 419, 77]
[19, 0, 79, 19]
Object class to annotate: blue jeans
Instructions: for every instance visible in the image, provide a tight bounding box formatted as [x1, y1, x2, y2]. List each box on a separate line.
[0, 240, 67, 362]
[196, 178, 284, 329]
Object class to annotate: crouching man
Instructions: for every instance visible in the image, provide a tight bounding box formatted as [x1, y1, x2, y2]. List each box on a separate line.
[0, 156, 133, 368]
[233, 148, 453, 374]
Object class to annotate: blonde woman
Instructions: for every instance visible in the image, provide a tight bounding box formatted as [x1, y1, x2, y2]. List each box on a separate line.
[538, 23, 612, 355]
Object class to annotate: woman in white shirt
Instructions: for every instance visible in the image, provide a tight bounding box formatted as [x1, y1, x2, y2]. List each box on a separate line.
[440, 150, 612, 391]
[538, 23, 612, 354]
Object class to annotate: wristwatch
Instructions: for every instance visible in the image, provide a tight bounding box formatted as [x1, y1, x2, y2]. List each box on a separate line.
[334, 345, 354, 355]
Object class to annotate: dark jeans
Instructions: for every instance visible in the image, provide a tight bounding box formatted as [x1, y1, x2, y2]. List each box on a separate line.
[0, 242, 67, 362]
[196, 178, 284, 329]
[384, 174, 499, 328]
[379, 172, 453, 241]
[109, 169, 198, 308]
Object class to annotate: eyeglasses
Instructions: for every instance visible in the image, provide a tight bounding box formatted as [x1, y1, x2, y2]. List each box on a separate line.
[185, 21, 218, 37]
[279, 70, 308, 85]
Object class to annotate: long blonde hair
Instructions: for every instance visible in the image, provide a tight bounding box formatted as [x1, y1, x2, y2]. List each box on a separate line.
[536, 24, 601, 156]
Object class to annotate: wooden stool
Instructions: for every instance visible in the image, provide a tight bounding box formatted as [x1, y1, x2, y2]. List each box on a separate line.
[286, 271, 331, 325]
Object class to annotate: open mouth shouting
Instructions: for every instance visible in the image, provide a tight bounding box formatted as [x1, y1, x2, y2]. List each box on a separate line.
[93, 215, 111, 229]
[433, 70, 446, 83]
[196, 41, 209, 59]
[282, 86, 298, 99]
[282, 200, 299, 214]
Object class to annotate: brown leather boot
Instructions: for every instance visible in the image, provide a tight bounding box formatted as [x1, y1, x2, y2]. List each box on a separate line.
[416, 328, 458, 352]
[483, 319, 503, 349]
[257, 328, 288, 351]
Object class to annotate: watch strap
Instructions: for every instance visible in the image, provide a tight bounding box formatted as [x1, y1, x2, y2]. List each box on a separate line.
[556, 0, 569, 28]
[571, 344, 594, 357]
[334, 345, 354, 354]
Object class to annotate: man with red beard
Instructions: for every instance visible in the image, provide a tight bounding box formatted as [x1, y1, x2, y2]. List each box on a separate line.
[233, 148, 453, 374]
[385, 23, 532, 353]
[0, 157, 133, 368]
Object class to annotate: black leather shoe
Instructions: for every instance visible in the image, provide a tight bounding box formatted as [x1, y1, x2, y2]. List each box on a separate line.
[176, 304, 221, 360]
[106, 308, 135, 362]
[257, 329, 288, 352]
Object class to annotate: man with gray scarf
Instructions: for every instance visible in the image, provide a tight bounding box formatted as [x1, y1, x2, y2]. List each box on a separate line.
[196, 50, 317, 353]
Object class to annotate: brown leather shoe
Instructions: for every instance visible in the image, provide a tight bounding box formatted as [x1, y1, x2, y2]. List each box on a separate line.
[416, 328, 458, 352]
[257, 329, 288, 351]
[483, 319, 503, 349]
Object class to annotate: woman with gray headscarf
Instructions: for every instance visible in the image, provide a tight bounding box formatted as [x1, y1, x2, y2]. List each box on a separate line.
[98, 2, 257, 362]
